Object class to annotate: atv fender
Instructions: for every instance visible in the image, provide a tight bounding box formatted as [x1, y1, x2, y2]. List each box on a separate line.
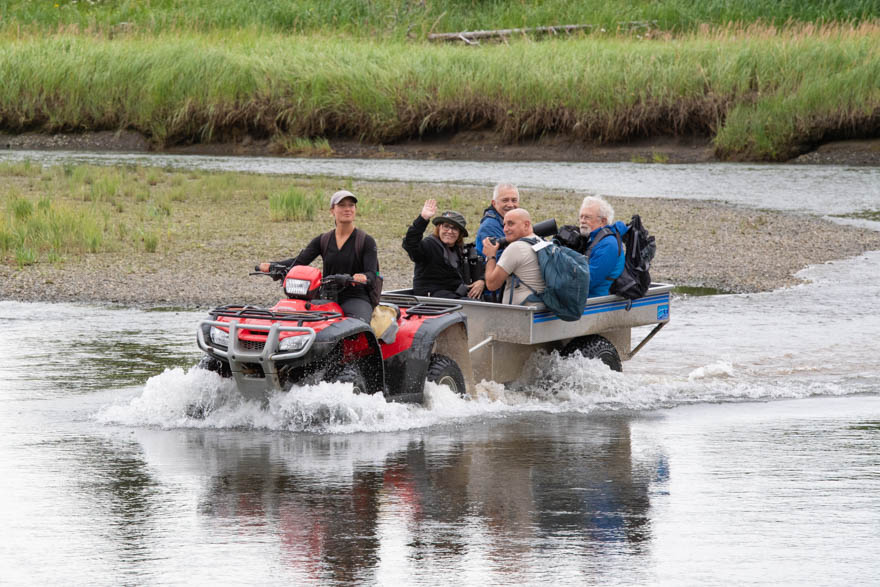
[429, 322, 474, 397]
[383, 312, 469, 401]
[317, 319, 384, 395]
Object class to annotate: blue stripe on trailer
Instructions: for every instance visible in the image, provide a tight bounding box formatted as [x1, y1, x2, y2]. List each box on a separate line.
[532, 293, 671, 324]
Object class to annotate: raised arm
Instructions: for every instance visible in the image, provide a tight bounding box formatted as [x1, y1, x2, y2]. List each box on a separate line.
[401, 199, 438, 263]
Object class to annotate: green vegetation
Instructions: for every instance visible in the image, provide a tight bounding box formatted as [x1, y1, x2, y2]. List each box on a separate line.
[269, 187, 322, 222]
[836, 210, 880, 221]
[0, 192, 104, 267]
[270, 136, 334, 157]
[673, 285, 731, 296]
[0, 2, 877, 162]
[0, 0, 875, 37]
[0, 161, 582, 270]
[0, 162, 360, 266]
[0, 25, 877, 160]
[3, 162, 880, 301]
[0, 162, 182, 263]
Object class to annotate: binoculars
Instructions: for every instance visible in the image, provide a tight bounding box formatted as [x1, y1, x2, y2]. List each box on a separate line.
[488, 218, 558, 248]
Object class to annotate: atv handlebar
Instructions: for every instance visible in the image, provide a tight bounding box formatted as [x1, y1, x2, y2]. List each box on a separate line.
[252, 263, 289, 281]
[249, 266, 360, 301]
[323, 273, 355, 287]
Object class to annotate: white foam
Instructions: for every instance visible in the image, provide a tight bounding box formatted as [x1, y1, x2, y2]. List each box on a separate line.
[688, 361, 735, 381]
[98, 261, 880, 439]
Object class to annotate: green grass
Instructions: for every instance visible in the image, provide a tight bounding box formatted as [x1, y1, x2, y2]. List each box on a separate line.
[835, 209, 880, 221]
[3, 161, 880, 300]
[0, 194, 105, 265]
[0, 0, 875, 38]
[269, 187, 322, 222]
[270, 136, 334, 157]
[0, 26, 876, 160]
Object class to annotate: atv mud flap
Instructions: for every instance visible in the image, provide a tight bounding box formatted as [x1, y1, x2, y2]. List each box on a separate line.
[197, 319, 317, 402]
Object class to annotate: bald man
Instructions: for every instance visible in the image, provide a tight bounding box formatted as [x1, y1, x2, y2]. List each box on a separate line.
[481, 209, 546, 305]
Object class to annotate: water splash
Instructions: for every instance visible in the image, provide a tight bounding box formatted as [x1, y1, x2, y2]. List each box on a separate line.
[96, 346, 855, 434]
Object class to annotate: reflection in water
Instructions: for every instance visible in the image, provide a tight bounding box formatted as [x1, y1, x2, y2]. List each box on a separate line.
[136, 415, 660, 583]
[75, 438, 158, 557]
[39, 434, 163, 584]
[0, 302, 199, 398]
[532, 421, 654, 548]
[70, 337, 196, 390]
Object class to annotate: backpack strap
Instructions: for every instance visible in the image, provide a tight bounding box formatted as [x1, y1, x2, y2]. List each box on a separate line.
[507, 237, 542, 304]
[321, 228, 373, 269]
[507, 274, 539, 304]
[585, 227, 621, 257]
[320, 228, 364, 257]
[585, 227, 623, 282]
[354, 228, 365, 259]
[319, 230, 334, 257]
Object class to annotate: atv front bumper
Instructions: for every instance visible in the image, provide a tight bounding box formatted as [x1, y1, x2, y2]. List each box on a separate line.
[197, 319, 318, 401]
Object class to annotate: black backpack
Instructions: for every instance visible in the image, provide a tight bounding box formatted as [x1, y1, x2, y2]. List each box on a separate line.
[320, 229, 384, 307]
[588, 215, 656, 301]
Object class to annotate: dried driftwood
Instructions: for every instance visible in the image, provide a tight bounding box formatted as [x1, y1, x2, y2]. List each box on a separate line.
[428, 24, 594, 44]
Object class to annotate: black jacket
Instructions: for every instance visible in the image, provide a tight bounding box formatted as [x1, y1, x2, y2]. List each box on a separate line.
[276, 228, 379, 304]
[402, 215, 483, 297]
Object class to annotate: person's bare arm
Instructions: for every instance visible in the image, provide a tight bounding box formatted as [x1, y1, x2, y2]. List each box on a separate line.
[481, 237, 508, 291]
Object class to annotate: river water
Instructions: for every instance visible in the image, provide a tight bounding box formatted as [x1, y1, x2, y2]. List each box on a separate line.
[2, 152, 879, 586]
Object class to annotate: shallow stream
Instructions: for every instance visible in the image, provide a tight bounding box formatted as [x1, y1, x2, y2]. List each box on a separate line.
[1, 153, 878, 586]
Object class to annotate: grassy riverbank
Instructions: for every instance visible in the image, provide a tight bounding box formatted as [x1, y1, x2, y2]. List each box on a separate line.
[1, 0, 875, 37]
[3, 161, 880, 306]
[0, 24, 877, 161]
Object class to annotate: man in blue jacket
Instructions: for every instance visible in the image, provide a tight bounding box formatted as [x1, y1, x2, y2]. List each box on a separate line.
[474, 183, 520, 257]
[580, 196, 626, 297]
[475, 183, 521, 301]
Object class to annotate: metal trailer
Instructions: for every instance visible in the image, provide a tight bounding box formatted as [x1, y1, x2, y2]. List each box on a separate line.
[384, 284, 673, 392]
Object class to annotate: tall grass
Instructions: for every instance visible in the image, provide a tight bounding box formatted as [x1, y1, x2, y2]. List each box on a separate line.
[0, 0, 875, 37]
[0, 25, 876, 160]
[269, 187, 322, 222]
[0, 195, 104, 265]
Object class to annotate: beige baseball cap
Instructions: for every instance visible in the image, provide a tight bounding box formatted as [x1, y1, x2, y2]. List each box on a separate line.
[329, 190, 358, 207]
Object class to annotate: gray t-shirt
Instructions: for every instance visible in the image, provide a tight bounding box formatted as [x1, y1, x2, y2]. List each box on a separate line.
[496, 239, 546, 305]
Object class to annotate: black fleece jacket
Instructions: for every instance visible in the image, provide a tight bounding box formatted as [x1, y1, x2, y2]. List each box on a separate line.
[402, 215, 474, 297]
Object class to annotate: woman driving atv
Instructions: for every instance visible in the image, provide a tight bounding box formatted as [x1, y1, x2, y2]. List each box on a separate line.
[259, 190, 379, 323]
[402, 199, 485, 299]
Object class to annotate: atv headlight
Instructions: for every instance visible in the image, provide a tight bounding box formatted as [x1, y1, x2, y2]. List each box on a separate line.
[279, 334, 309, 352]
[210, 326, 229, 347]
[285, 278, 311, 297]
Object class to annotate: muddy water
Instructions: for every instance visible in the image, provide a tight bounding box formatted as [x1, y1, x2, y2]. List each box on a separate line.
[2, 155, 879, 585]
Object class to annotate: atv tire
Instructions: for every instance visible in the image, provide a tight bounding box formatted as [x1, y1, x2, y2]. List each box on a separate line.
[332, 362, 369, 394]
[197, 354, 231, 378]
[426, 354, 466, 396]
[562, 335, 622, 372]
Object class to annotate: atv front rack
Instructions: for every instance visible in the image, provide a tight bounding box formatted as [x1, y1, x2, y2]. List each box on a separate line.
[197, 318, 318, 399]
[209, 304, 343, 323]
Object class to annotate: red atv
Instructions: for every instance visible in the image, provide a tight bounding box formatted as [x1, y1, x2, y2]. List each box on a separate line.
[195, 264, 470, 404]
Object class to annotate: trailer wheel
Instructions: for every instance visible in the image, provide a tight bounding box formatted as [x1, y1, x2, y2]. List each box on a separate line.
[332, 362, 368, 395]
[197, 354, 231, 378]
[562, 336, 622, 372]
[426, 354, 466, 396]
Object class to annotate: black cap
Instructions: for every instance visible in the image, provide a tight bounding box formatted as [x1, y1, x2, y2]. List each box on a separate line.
[432, 210, 468, 237]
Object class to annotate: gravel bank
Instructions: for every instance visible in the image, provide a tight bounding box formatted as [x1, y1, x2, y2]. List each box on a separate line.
[3, 183, 879, 309]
